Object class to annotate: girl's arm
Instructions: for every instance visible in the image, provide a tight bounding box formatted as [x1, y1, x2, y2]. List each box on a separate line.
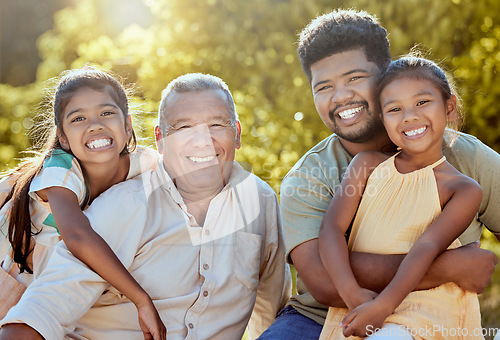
[318, 152, 380, 310]
[342, 176, 482, 337]
[41, 187, 166, 340]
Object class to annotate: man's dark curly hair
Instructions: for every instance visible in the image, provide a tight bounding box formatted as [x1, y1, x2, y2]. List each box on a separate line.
[298, 9, 391, 82]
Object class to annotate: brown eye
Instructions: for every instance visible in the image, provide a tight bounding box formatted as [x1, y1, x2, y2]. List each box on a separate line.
[316, 85, 331, 93]
[71, 116, 85, 123]
[386, 107, 401, 113]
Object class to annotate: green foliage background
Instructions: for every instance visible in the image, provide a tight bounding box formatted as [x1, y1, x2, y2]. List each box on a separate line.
[1, 0, 499, 332]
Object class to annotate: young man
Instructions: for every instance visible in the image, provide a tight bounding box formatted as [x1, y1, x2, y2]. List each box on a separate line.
[259, 9, 499, 339]
[0, 73, 290, 340]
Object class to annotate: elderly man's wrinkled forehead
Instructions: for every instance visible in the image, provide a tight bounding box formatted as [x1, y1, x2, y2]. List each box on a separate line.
[159, 90, 236, 127]
[158, 89, 237, 136]
[165, 88, 233, 111]
[158, 73, 237, 125]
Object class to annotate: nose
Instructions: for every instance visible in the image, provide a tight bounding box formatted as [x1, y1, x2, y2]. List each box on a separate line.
[331, 85, 354, 106]
[87, 116, 104, 133]
[191, 123, 213, 147]
[403, 107, 419, 123]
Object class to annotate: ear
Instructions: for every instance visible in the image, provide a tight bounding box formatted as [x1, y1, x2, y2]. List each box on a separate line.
[57, 129, 70, 151]
[446, 95, 457, 122]
[154, 126, 163, 154]
[235, 121, 242, 149]
[125, 115, 133, 138]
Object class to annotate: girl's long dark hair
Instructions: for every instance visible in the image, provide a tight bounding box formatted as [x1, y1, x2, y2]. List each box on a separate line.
[1, 155, 50, 273]
[1, 67, 136, 273]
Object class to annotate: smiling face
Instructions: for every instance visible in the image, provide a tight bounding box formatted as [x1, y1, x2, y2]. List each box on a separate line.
[380, 76, 456, 156]
[310, 49, 385, 144]
[155, 89, 241, 195]
[59, 87, 131, 169]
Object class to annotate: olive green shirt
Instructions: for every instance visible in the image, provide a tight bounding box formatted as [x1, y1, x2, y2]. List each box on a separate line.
[281, 131, 500, 325]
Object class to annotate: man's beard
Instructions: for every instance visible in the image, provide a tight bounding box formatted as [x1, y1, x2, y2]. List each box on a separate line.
[329, 101, 385, 144]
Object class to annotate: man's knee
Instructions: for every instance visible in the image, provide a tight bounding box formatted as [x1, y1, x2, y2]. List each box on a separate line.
[257, 306, 322, 340]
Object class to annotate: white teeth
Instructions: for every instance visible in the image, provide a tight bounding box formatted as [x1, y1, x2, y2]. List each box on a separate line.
[338, 106, 363, 120]
[189, 155, 216, 163]
[404, 127, 427, 137]
[87, 138, 111, 149]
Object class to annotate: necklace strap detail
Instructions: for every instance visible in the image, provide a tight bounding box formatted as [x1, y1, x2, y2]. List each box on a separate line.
[430, 156, 446, 169]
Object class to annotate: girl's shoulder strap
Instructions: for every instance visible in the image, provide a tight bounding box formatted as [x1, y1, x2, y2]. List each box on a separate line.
[430, 156, 446, 169]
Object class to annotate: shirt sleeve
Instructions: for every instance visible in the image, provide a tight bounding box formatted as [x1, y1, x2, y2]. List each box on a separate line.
[127, 146, 160, 179]
[0, 176, 14, 208]
[473, 140, 500, 235]
[0, 178, 149, 339]
[0, 176, 14, 259]
[247, 189, 292, 338]
[29, 150, 86, 204]
[280, 169, 334, 263]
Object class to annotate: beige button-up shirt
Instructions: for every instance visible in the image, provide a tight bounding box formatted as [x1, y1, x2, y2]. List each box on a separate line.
[1, 160, 290, 339]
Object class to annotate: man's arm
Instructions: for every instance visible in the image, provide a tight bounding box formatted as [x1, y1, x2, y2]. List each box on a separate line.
[446, 133, 500, 243]
[291, 239, 497, 308]
[471, 137, 500, 239]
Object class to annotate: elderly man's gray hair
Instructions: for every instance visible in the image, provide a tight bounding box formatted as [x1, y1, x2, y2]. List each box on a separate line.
[158, 73, 238, 129]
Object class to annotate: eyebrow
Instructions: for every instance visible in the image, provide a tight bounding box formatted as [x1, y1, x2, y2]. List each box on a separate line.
[65, 103, 119, 119]
[209, 115, 233, 123]
[312, 68, 370, 90]
[168, 118, 193, 127]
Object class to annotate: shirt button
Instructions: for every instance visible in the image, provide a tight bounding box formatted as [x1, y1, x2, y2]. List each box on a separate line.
[205, 229, 210, 235]
[188, 323, 194, 329]
[203, 263, 209, 270]
[203, 291, 209, 297]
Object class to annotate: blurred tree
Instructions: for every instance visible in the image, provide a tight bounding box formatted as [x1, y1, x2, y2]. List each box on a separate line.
[0, 0, 499, 328]
[2, 0, 498, 185]
[0, 0, 74, 85]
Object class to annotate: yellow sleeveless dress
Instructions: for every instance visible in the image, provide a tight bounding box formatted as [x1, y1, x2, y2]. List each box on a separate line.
[320, 154, 483, 340]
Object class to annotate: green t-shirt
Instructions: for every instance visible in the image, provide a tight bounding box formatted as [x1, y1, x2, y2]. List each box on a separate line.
[281, 131, 500, 325]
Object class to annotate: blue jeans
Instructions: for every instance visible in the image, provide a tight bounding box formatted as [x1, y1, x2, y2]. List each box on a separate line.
[257, 306, 322, 340]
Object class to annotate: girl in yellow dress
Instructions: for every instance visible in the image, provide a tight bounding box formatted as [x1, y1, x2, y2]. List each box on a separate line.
[318, 56, 484, 339]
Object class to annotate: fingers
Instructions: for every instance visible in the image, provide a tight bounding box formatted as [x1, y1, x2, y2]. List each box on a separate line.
[341, 311, 357, 337]
[342, 319, 361, 338]
[342, 319, 369, 338]
[152, 323, 167, 340]
[160, 325, 167, 340]
[340, 311, 356, 328]
[148, 326, 166, 340]
[492, 251, 499, 265]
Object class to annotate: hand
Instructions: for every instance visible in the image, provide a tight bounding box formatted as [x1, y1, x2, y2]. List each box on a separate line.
[341, 299, 389, 338]
[136, 298, 167, 340]
[447, 241, 497, 293]
[0, 323, 44, 340]
[345, 287, 378, 310]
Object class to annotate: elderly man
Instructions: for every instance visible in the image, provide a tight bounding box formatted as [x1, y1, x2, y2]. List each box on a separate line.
[259, 8, 499, 339]
[0, 73, 290, 339]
